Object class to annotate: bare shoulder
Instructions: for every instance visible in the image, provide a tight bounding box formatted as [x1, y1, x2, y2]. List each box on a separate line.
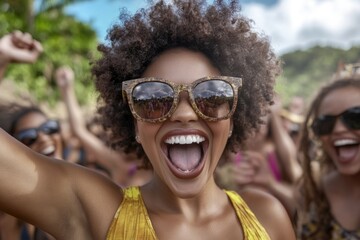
[239, 187, 296, 240]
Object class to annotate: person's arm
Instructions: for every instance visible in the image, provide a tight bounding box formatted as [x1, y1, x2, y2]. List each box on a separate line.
[0, 31, 43, 82]
[269, 99, 302, 183]
[0, 129, 122, 239]
[55, 66, 135, 186]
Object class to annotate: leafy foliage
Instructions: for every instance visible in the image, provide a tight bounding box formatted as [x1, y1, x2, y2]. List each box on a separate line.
[276, 45, 360, 105]
[0, 0, 99, 107]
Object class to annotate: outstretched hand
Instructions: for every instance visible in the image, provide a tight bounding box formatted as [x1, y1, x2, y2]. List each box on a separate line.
[0, 30, 43, 65]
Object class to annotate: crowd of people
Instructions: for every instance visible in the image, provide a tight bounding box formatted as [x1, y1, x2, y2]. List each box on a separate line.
[0, 0, 359, 239]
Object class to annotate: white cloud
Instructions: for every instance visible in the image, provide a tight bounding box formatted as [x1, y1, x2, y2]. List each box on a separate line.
[242, 0, 360, 54]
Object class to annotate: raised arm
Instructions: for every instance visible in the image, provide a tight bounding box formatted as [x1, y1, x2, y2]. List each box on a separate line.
[0, 129, 122, 239]
[269, 98, 302, 183]
[55, 66, 138, 186]
[0, 31, 43, 81]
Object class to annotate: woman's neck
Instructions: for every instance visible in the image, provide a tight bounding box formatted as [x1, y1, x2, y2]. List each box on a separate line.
[141, 176, 226, 216]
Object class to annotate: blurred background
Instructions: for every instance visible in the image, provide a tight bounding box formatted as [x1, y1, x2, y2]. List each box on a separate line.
[1, 0, 360, 112]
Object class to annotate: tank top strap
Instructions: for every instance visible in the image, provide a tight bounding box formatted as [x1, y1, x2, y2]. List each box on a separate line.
[225, 190, 271, 240]
[106, 187, 157, 240]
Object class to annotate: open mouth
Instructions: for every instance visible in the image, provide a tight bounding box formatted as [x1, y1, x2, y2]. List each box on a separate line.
[162, 134, 208, 178]
[333, 139, 360, 163]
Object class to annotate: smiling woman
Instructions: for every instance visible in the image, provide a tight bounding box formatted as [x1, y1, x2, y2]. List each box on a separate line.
[0, 102, 64, 159]
[0, 101, 61, 240]
[296, 77, 360, 240]
[0, 1, 295, 239]
[93, 0, 295, 239]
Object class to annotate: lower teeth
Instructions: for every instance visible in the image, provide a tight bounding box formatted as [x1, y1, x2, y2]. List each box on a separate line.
[178, 168, 192, 173]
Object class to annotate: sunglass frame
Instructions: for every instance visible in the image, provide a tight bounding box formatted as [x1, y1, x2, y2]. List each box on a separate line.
[311, 106, 360, 136]
[14, 120, 60, 146]
[122, 76, 242, 123]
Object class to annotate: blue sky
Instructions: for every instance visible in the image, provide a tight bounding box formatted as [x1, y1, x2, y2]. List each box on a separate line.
[66, 0, 278, 42]
[65, 0, 360, 55]
[66, 0, 149, 42]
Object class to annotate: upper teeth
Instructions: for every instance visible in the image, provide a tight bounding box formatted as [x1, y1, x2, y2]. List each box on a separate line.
[334, 139, 358, 147]
[165, 135, 205, 144]
[41, 145, 55, 155]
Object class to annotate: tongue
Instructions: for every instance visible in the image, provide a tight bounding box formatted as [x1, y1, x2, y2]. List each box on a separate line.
[338, 145, 359, 162]
[169, 144, 202, 171]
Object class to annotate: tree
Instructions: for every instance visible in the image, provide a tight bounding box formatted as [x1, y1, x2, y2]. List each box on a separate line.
[277, 45, 360, 105]
[1, 0, 91, 33]
[0, 0, 99, 108]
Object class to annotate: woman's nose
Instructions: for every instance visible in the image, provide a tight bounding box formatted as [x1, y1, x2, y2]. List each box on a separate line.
[36, 131, 52, 143]
[332, 117, 349, 134]
[169, 92, 198, 122]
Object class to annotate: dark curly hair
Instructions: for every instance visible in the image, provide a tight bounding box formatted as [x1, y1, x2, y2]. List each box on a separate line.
[0, 101, 44, 135]
[92, 0, 281, 166]
[298, 77, 360, 239]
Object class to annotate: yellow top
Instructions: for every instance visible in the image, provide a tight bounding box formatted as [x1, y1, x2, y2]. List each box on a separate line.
[106, 187, 270, 240]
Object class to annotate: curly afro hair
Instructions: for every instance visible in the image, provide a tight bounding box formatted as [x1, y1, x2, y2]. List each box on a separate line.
[92, 0, 281, 166]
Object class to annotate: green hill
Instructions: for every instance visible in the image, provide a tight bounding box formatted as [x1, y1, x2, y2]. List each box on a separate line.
[277, 45, 360, 104]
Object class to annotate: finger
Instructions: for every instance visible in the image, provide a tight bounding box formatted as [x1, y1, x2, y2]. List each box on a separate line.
[249, 158, 261, 168]
[233, 163, 248, 172]
[11, 31, 32, 49]
[234, 169, 255, 178]
[234, 162, 256, 173]
[234, 168, 256, 177]
[30, 40, 43, 53]
[55, 70, 66, 84]
[22, 32, 33, 45]
[234, 165, 255, 174]
[11, 30, 23, 39]
[9, 51, 38, 63]
[8, 31, 22, 47]
[236, 161, 253, 169]
[244, 154, 264, 168]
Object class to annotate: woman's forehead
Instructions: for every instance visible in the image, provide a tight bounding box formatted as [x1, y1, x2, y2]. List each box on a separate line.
[142, 48, 220, 83]
[14, 112, 47, 132]
[318, 87, 360, 115]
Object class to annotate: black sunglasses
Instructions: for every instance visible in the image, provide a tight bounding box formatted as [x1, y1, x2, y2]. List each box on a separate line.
[311, 106, 360, 136]
[14, 120, 60, 146]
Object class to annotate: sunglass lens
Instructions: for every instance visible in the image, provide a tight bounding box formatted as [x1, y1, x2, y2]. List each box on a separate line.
[132, 82, 174, 120]
[193, 80, 234, 118]
[343, 107, 360, 130]
[41, 120, 60, 134]
[312, 116, 336, 136]
[16, 129, 38, 146]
